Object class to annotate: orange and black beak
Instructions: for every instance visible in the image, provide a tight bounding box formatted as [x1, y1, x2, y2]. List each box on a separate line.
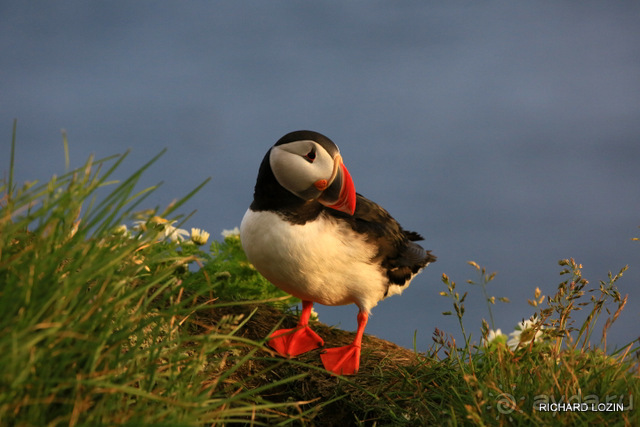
[317, 155, 356, 215]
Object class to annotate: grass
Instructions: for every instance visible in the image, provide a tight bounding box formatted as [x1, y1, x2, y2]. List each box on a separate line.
[1, 123, 638, 425]
[0, 124, 312, 425]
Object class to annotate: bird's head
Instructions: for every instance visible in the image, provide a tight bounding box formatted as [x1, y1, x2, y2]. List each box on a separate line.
[269, 130, 356, 215]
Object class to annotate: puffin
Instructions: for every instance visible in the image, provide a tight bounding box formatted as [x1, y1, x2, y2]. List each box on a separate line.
[240, 130, 436, 375]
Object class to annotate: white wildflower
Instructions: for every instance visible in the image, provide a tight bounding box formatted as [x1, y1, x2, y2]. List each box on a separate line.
[482, 328, 507, 347]
[134, 216, 189, 242]
[163, 223, 189, 242]
[507, 318, 543, 350]
[221, 227, 240, 239]
[190, 228, 210, 246]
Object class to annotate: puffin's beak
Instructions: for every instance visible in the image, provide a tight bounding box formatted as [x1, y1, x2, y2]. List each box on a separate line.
[318, 155, 357, 215]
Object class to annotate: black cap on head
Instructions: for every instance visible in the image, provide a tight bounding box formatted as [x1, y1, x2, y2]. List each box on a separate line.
[275, 130, 340, 158]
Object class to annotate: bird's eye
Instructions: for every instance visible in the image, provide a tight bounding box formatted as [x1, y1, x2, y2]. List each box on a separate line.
[304, 148, 316, 163]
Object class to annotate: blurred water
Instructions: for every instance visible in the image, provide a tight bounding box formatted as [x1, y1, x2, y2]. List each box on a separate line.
[2, 2, 639, 350]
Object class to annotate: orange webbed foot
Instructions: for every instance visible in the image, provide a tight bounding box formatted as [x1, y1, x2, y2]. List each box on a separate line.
[320, 343, 361, 375]
[321, 310, 368, 375]
[268, 325, 324, 357]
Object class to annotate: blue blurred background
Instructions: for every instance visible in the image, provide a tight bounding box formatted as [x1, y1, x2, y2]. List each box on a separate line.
[2, 2, 639, 351]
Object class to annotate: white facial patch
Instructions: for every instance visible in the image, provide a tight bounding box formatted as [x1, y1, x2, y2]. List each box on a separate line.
[270, 140, 335, 199]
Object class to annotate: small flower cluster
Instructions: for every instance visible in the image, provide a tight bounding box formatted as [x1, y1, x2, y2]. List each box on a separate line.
[483, 317, 544, 350]
[118, 216, 212, 246]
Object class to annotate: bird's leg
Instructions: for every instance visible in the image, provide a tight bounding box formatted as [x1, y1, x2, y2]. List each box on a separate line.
[268, 300, 324, 357]
[320, 310, 368, 375]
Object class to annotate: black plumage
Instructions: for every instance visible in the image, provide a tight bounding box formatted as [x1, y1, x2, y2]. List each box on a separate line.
[329, 194, 436, 290]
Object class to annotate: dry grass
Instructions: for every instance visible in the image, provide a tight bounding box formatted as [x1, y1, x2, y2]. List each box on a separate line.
[197, 302, 464, 426]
